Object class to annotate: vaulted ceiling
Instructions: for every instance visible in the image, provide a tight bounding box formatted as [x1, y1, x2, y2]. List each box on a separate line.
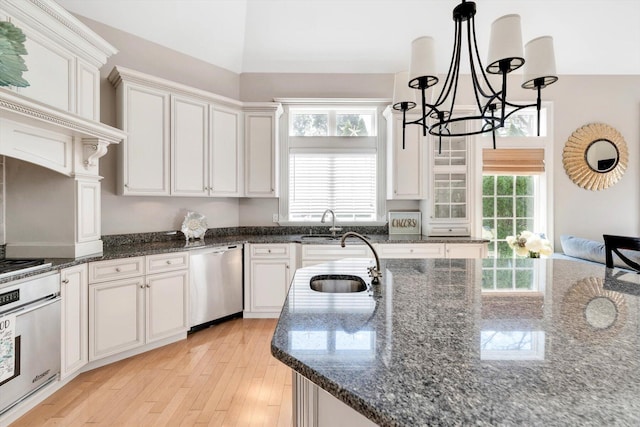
[57, 0, 640, 75]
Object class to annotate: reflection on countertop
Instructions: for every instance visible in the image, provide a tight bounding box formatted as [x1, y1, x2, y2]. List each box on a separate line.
[272, 258, 640, 426]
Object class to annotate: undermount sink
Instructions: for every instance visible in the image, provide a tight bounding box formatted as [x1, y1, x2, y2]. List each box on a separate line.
[300, 234, 369, 241]
[300, 234, 339, 240]
[310, 274, 368, 293]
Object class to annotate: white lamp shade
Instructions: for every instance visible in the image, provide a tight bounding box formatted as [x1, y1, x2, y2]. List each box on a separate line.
[392, 71, 416, 110]
[409, 36, 437, 88]
[522, 36, 558, 89]
[487, 14, 524, 73]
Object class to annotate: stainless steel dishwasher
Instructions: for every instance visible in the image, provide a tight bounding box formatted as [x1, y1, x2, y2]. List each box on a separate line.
[189, 245, 243, 331]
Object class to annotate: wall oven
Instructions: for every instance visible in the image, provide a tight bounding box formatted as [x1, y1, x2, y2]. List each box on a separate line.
[0, 271, 60, 415]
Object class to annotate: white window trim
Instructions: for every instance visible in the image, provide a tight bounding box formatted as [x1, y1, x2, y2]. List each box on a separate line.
[474, 101, 554, 243]
[276, 98, 390, 226]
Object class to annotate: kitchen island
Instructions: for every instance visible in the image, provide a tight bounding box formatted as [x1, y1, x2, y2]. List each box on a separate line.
[271, 257, 640, 426]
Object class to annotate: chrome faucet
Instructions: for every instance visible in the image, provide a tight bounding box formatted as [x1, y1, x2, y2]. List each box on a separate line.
[340, 231, 381, 285]
[321, 209, 342, 236]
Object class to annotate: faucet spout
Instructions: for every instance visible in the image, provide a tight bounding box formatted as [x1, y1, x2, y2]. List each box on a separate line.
[340, 231, 381, 284]
[321, 209, 342, 236]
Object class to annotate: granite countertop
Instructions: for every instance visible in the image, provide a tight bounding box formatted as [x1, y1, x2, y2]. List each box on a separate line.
[271, 257, 640, 426]
[0, 231, 487, 285]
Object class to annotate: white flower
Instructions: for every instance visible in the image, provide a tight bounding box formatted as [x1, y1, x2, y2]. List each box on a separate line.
[506, 230, 553, 258]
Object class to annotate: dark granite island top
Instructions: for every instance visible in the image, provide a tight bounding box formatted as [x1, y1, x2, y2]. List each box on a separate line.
[271, 257, 640, 426]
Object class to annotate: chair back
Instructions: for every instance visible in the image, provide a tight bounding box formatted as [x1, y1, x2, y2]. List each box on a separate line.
[603, 234, 640, 272]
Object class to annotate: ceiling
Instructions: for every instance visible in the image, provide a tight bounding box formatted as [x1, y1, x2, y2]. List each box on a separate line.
[56, 0, 640, 75]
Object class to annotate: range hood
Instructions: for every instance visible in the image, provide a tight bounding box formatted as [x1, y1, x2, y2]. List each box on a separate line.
[1, 0, 125, 258]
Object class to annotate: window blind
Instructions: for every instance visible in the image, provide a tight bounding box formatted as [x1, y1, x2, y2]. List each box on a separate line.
[289, 152, 377, 221]
[483, 148, 545, 174]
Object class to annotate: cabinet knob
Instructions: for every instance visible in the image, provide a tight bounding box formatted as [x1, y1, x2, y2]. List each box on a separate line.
[62, 279, 69, 284]
[166, 260, 172, 265]
[286, 264, 289, 269]
[268, 249, 271, 253]
[140, 284, 145, 289]
[115, 267, 121, 272]
[146, 284, 150, 288]
[124, 184, 129, 188]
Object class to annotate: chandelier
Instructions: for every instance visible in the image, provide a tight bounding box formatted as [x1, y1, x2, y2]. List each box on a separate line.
[392, 0, 558, 149]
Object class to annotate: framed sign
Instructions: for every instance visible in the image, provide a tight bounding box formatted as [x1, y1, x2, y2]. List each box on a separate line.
[388, 211, 421, 235]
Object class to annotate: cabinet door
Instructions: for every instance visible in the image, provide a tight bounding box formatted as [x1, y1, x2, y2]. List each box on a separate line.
[171, 95, 209, 196]
[446, 243, 487, 259]
[245, 112, 278, 197]
[250, 259, 290, 312]
[146, 270, 189, 343]
[60, 264, 88, 379]
[120, 84, 170, 195]
[387, 112, 423, 199]
[89, 277, 145, 361]
[210, 105, 242, 196]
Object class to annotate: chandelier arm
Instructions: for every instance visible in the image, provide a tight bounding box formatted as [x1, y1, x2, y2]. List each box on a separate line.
[434, 18, 463, 110]
[466, 18, 493, 122]
[470, 15, 500, 99]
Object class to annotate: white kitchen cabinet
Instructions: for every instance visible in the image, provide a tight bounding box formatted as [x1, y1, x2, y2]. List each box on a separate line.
[244, 103, 283, 197]
[384, 107, 424, 199]
[146, 270, 189, 343]
[376, 243, 445, 259]
[60, 263, 88, 379]
[89, 275, 145, 360]
[171, 95, 209, 196]
[210, 105, 242, 196]
[445, 243, 487, 258]
[115, 82, 171, 195]
[377, 242, 487, 259]
[109, 66, 245, 198]
[300, 244, 373, 268]
[244, 243, 295, 317]
[88, 252, 189, 361]
[424, 119, 475, 236]
[294, 372, 377, 427]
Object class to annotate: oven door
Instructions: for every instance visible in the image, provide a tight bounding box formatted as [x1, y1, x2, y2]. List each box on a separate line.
[0, 296, 61, 415]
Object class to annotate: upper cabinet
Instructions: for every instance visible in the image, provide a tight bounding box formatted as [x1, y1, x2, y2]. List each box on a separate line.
[244, 103, 283, 198]
[384, 107, 424, 199]
[1, 0, 116, 121]
[116, 82, 171, 195]
[108, 67, 245, 197]
[424, 119, 475, 236]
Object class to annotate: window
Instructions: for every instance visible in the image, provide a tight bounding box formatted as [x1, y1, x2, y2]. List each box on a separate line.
[482, 175, 538, 258]
[280, 103, 385, 223]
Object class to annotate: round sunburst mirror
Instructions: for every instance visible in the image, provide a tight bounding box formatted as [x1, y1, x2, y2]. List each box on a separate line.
[563, 123, 628, 191]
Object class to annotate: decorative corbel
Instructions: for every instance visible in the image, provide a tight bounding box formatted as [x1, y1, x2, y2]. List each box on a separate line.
[82, 138, 109, 169]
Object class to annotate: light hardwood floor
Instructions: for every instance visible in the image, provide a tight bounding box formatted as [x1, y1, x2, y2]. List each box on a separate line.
[11, 318, 293, 427]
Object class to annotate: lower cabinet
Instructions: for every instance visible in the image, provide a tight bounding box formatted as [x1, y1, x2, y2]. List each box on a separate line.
[88, 253, 189, 361]
[293, 372, 376, 427]
[60, 264, 89, 379]
[244, 243, 295, 317]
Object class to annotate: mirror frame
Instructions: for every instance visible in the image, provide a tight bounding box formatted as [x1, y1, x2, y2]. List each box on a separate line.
[563, 123, 628, 191]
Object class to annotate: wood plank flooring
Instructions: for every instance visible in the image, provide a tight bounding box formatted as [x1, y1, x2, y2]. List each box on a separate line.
[11, 318, 292, 427]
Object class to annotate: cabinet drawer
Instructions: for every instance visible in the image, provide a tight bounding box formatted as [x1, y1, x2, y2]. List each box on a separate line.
[146, 251, 189, 274]
[377, 244, 445, 259]
[89, 257, 145, 284]
[250, 244, 290, 258]
[428, 225, 470, 237]
[301, 244, 372, 260]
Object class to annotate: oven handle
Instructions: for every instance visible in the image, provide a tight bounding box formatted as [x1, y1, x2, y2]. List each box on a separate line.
[0, 294, 61, 317]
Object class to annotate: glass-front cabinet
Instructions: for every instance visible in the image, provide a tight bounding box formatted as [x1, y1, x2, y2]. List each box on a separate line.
[425, 120, 475, 236]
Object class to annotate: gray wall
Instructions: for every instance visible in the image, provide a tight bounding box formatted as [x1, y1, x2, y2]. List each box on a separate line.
[78, 16, 640, 250]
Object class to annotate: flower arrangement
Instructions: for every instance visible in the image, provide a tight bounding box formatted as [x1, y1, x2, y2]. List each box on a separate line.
[506, 230, 553, 258]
